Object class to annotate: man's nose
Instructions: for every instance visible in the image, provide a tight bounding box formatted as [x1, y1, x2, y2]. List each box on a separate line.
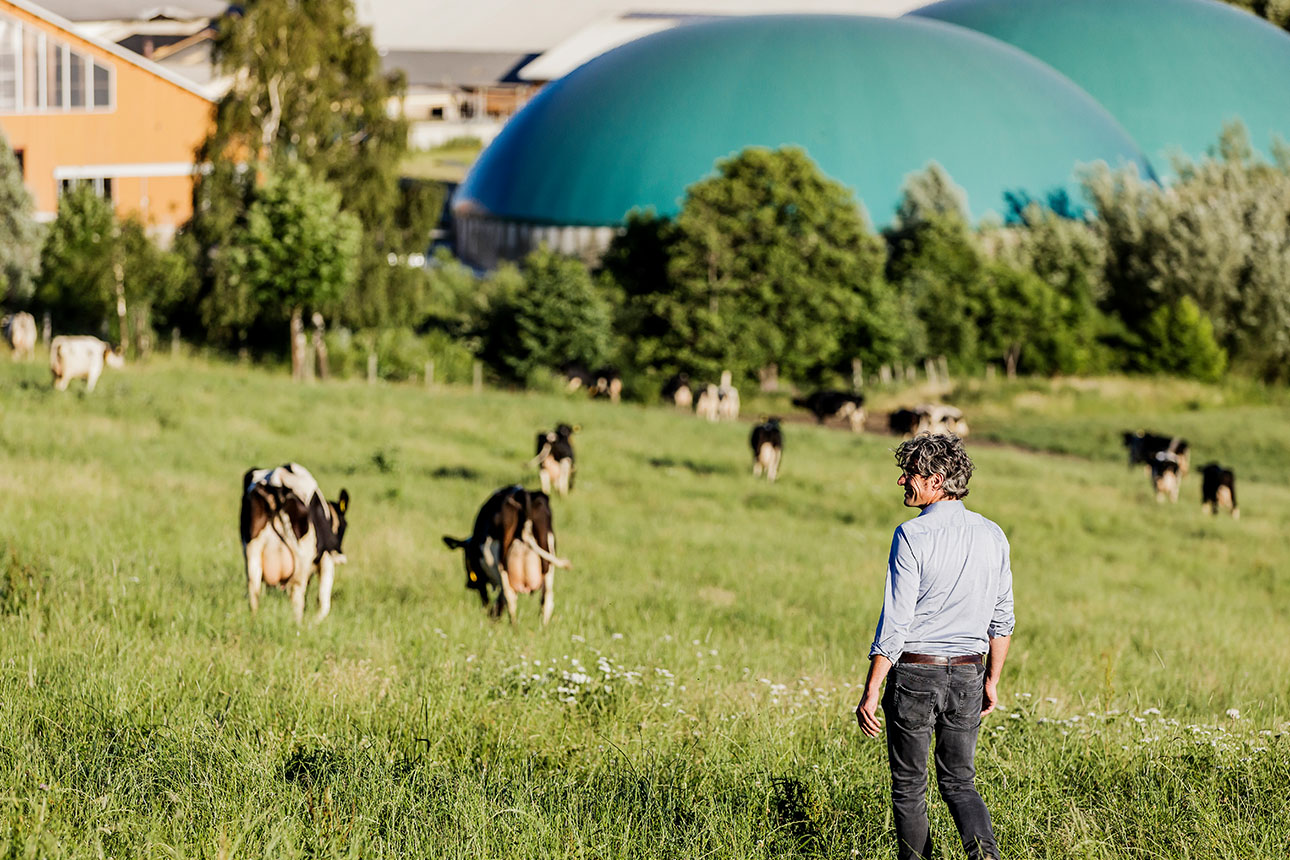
[897, 474, 906, 486]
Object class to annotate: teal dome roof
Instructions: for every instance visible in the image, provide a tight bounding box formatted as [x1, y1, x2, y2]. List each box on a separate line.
[911, 0, 1290, 174]
[454, 15, 1154, 228]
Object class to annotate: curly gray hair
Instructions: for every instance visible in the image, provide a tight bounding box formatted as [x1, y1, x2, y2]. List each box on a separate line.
[894, 433, 975, 498]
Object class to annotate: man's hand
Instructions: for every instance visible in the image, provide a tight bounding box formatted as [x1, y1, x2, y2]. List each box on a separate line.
[981, 677, 999, 717]
[856, 686, 883, 737]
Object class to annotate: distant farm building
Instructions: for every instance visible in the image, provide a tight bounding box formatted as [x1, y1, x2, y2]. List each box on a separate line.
[0, 0, 214, 238]
[452, 14, 1154, 269]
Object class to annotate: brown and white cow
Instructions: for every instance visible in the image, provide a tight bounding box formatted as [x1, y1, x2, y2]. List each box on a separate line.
[533, 423, 576, 497]
[240, 463, 349, 623]
[442, 485, 570, 625]
[50, 335, 124, 391]
[661, 372, 693, 409]
[2, 312, 37, 360]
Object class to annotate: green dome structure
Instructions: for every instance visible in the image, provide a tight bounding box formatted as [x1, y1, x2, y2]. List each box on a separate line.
[452, 14, 1154, 268]
[911, 0, 1290, 174]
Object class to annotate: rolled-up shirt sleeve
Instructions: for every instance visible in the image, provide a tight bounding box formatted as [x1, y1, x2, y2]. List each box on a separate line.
[989, 533, 1016, 638]
[870, 526, 921, 662]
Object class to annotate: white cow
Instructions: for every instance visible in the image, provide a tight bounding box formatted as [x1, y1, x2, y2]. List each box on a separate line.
[50, 336, 124, 391]
[3, 312, 37, 360]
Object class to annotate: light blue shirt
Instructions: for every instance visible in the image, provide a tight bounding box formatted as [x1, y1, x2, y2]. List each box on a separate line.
[870, 499, 1015, 662]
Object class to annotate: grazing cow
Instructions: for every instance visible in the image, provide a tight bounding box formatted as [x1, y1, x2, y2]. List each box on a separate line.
[49, 335, 124, 391]
[240, 463, 349, 623]
[562, 362, 594, 392]
[1150, 452, 1181, 503]
[2, 312, 37, 360]
[661, 372, 693, 409]
[793, 390, 866, 432]
[442, 485, 570, 624]
[590, 367, 623, 402]
[1200, 463, 1239, 519]
[533, 423, 576, 497]
[750, 417, 783, 482]
[889, 405, 968, 437]
[889, 408, 922, 437]
[716, 370, 740, 421]
[918, 403, 969, 437]
[695, 383, 720, 422]
[1123, 431, 1189, 477]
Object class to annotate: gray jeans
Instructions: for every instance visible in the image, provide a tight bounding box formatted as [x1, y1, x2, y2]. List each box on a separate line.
[883, 662, 999, 860]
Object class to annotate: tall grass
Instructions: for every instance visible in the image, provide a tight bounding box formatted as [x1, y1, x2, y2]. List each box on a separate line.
[1, 359, 1287, 858]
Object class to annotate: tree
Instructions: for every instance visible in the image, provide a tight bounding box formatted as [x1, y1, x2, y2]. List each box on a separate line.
[0, 136, 41, 304]
[1139, 297, 1228, 382]
[481, 246, 612, 383]
[190, 0, 412, 342]
[650, 146, 896, 385]
[220, 160, 360, 377]
[34, 185, 117, 335]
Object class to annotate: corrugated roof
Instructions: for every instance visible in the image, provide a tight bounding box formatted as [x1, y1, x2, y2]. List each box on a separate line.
[33, 1, 226, 21]
[354, 0, 926, 53]
[381, 50, 538, 87]
[4, 0, 216, 100]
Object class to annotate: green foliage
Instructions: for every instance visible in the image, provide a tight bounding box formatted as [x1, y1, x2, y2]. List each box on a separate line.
[34, 185, 117, 334]
[1139, 297, 1228, 382]
[190, 0, 413, 337]
[1083, 122, 1290, 381]
[645, 146, 896, 384]
[481, 246, 612, 383]
[0, 135, 41, 304]
[211, 160, 359, 342]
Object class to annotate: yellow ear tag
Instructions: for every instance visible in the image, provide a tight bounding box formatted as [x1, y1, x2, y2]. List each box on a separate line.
[338, 498, 347, 513]
[469, 572, 477, 582]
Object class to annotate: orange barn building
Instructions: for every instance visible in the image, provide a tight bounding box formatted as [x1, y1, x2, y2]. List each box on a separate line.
[0, 0, 213, 237]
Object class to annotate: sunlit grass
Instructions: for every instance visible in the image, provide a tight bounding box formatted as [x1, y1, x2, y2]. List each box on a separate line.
[1, 358, 1287, 857]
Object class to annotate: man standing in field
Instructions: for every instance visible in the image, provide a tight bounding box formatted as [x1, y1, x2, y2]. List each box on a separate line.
[856, 433, 1014, 860]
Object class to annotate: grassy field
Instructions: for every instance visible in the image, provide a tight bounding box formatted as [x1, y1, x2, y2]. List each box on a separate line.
[1, 357, 1289, 858]
[399, 138, 484, 182]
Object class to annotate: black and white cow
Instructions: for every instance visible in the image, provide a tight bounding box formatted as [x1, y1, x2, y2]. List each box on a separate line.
[240, 463, 349, 623]
[750, 417, 783, 482]
[442, 485, 570, 624]
[1149, 451, 1181, 503]
[792, 390, 866, 432]
[661, 372, 693, 409]
[534, 423, 576, 497]
[1200, 463, 1239, 519]
[1123, 431, 1189, 477]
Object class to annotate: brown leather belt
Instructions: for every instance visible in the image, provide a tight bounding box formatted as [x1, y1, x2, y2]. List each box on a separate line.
[899, 653, 983, 666]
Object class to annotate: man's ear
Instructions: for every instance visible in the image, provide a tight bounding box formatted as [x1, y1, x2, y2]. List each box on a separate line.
[928, 473, 945, 490]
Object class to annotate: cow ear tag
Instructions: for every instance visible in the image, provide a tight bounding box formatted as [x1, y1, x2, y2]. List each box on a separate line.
[469, 572, 477, 582]
[337, 490, 349, 513]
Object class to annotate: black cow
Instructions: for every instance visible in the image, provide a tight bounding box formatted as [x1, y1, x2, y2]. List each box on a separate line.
[442, 485, 570, 624]
[750, 417, 784, 482]
[1123, 431, 1190, 477]
[792, 390, 866, 432]
[889, 408, 922, 437]
[1200, 463, 1239, 518]
[534, 423, 576, 496]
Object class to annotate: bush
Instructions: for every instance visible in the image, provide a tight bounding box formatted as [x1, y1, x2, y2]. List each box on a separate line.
[324, 327, 476, 383]
[1138, 297, 1228, 382]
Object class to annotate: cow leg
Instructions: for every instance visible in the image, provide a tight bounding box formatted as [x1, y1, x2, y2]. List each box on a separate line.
[539, 467, 552, 496]
[558, 459, 571, 496]
[86, 367, 101, 392]
[315, 553, 336, 622]
[244, 538, 264, 614]
[288, 578, 308, 624]
[541, 568, 555, 625]
[54, 373, 69, 391]
[769, 450, 780, 483]
[499, 571, 519, 624]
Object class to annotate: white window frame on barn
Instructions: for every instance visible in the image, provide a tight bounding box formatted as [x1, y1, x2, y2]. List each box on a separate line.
[0, 11, 114, 113]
